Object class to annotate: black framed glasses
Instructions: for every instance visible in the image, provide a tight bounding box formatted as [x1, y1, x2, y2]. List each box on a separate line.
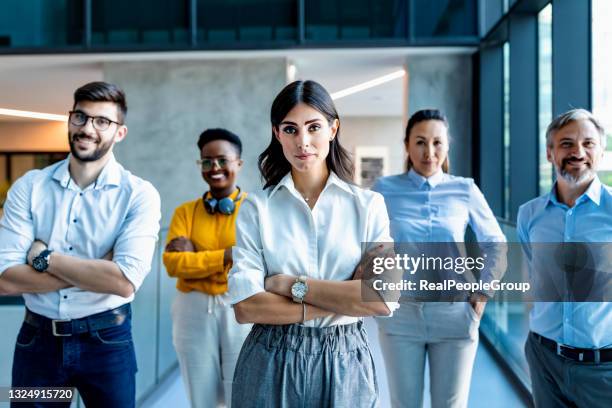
[196, 157, 238, 171]
[68, 111, 121, 131]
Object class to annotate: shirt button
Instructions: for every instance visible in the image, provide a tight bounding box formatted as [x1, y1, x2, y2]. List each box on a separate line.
[79, 193, 83, 196]
[73, 219, 77, 223]
[63, 295, 68, 299]
[68, 247, 73, 251]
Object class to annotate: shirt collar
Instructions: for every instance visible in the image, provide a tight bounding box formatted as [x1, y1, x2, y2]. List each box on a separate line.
[269, 171, 355, 199]
[407, 168, 445, 189]
[546, 177, 602, 207]
[52, 154, 122, 190]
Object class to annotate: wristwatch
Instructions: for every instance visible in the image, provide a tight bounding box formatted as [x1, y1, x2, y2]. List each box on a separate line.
[32, 249, 53, 273]
[291, 275, 309, 303]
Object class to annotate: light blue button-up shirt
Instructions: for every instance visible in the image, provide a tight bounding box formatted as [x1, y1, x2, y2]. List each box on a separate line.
[0, 155, 161, 320]
[372, 169, 506, 290]
[517, 177, 612, 349]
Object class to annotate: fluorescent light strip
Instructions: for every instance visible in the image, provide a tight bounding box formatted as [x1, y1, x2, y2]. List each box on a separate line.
[0, 108, 68, 122]
[331, 69, 406, 100]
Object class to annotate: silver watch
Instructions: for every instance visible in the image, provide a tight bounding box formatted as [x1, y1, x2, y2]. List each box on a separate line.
[291, 275, 309, 303]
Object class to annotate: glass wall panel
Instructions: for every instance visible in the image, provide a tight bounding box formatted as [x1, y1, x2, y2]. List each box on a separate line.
[592, 0, 612, 186]
[503, 41, 510, 220]
[91, 0, 190, 46]
[0, 0, 83, 48]
[412, 0, 477, 39]
[538, 4, 553, 194]
[197, 0, 297, 43]
[305, 0, 407, 41]
[480, 221, 531, 389]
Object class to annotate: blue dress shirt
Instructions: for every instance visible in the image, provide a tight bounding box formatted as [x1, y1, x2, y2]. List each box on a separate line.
[372, 169, 506, 292]
[517, 177, 612, 349]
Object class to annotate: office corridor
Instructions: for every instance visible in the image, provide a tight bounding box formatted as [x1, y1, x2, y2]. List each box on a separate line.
[142, 318, 527, 408]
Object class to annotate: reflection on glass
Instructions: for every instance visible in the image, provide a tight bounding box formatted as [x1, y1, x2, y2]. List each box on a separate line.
[305, 0, 406, 41]
[0, 0, 82, 48]
[592, 0, 612, 186]
[411, 0, 477, 39]
[480, 222, 531, 389]
[197, 0, 297, 42]
[503, 42, 510, 220]
[538, 4, 553, 194]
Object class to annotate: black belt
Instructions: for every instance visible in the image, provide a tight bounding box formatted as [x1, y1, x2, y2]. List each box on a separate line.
[531, 332, 612, 363]
[24, 304, 130, 337]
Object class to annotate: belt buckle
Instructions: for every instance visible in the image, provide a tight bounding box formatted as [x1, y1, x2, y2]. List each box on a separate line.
[52, 319, 72, 337]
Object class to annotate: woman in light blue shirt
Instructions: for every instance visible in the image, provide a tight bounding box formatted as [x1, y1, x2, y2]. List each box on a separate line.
[373, 109, 506, 408]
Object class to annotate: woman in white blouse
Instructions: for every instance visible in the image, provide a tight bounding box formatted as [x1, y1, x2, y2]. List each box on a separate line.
[227, 80, 396, 407]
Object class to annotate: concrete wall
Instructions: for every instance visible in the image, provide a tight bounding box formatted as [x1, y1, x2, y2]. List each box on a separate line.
[105, 58, 286, 228]
[341, 116, 405, 178]
[406, 54, 473, 177]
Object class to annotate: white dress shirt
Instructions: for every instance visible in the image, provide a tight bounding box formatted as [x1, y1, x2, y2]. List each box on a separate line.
[227, 171, 398, 327]
[0, 154, 161, 319]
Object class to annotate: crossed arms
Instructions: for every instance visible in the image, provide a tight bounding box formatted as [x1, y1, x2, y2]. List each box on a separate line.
[233, 245, 394, 325]
[0, 174, 161, 298]
[0, 243, 133, 298]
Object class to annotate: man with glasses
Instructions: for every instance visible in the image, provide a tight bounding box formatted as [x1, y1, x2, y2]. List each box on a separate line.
[163, 128, 250, 408]
[0, 81, 161, 407]
[518, 109, 611, 408]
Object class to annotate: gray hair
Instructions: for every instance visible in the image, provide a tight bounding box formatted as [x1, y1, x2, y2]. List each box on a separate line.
[546, 108, 606, 149]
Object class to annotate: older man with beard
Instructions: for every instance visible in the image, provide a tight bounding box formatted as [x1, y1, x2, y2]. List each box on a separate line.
[0, 81, 160, 408]
[517, 109, 611, 408]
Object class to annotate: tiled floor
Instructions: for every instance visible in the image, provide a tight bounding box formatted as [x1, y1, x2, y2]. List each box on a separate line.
[141, 318, 527, 408]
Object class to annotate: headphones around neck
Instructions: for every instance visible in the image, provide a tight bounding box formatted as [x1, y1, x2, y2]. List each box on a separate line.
[203, 187, 242, 215]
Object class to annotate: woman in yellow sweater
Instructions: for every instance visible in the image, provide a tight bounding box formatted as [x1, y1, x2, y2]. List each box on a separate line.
[163, 128, 251, 408]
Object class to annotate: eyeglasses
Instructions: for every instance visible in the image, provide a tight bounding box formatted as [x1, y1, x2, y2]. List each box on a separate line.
[196, 157, 238, 171]
[68, 111, 121, 131]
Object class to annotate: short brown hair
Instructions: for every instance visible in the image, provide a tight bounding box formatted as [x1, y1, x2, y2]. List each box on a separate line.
[73, 81, 127, 124]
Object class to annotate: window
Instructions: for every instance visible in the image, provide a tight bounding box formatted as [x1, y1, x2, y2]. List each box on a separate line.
[0, 0, 82, 48]
[91, 0, 189, 46]
[592, 0, 612, 185]
[538, 4, 553, 194]
[197, 0, 297, 43]
[503, 41, 510, 219]
[305, 0, 406, 41]
[411, 0, 477, 40]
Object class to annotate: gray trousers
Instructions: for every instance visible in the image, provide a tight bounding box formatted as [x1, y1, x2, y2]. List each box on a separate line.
[376, 302, 480, 408]
[525, 332, 612, 408]
[231, 321, 379, 408]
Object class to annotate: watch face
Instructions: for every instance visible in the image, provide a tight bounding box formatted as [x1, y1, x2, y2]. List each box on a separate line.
[291, 282, 308, 299]
[32, 257, 47, 272]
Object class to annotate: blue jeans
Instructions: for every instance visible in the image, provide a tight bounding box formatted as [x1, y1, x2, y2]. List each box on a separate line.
[11, 307, 138, 408]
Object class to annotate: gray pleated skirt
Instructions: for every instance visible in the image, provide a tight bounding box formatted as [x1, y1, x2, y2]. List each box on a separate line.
[231, 321, 379, 408]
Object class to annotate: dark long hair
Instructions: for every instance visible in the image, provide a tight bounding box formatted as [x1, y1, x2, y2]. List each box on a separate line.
[404, 109, 450, 173]
[258, 80, 354, 188]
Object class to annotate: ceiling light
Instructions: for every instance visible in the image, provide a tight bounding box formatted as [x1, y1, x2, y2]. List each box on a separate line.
[0, 108, 68, 122]
[331, 69, 406, 100]
[287, 64, 297, 82]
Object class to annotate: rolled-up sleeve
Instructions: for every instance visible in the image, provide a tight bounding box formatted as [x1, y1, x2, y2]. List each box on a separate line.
[0, 172, 36, 275]
[366, 192, 400, 315]
[113, 182, 161, 291]
[227, 197, 266, 305]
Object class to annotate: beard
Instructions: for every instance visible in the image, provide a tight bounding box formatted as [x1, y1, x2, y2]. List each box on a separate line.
[556, 157, 596, 185]
[68, 132, 113, 163]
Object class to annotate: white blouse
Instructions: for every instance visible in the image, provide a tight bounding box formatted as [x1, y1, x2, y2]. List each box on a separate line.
[227, 171, 398, 327]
